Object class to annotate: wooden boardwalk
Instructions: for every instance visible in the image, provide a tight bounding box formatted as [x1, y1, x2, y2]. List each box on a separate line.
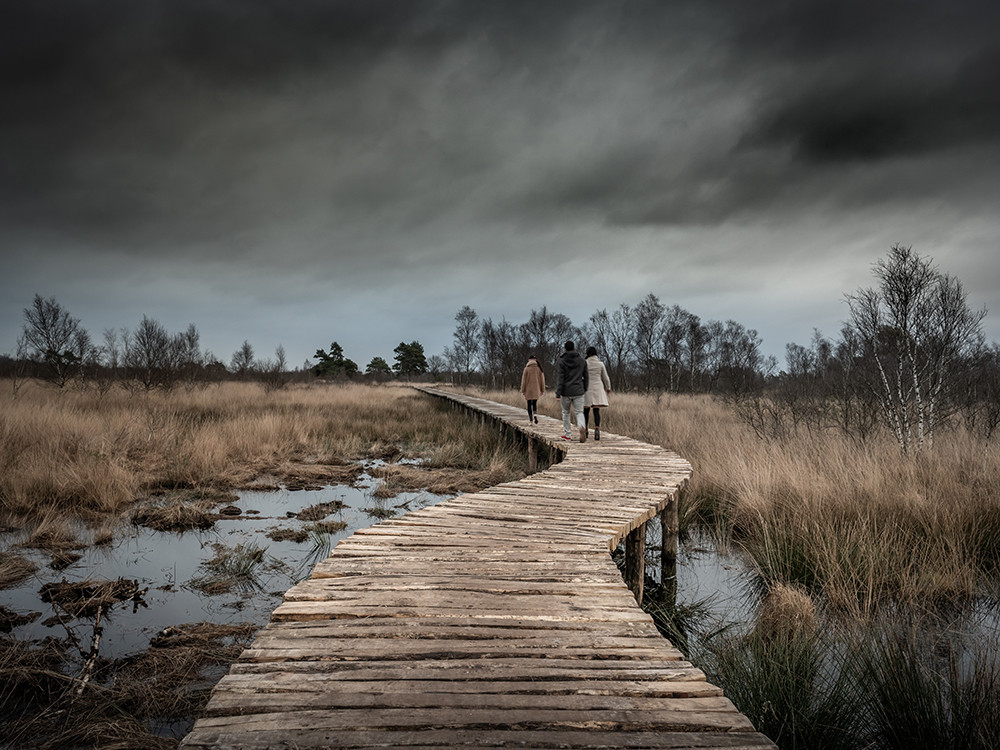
[181, 387, 775, 749]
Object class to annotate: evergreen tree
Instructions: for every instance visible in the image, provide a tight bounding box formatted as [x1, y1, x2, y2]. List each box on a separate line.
[314, 341, 358, 378]
[393, 341, 427, 378]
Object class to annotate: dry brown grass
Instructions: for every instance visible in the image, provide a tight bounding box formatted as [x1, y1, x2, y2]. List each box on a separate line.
[0, 381, 528, 528]
[0, 620, 256, 750]
[0, 550, 37, 589]
[469, 386, 1000, 613]
[19, 512, 81, 553]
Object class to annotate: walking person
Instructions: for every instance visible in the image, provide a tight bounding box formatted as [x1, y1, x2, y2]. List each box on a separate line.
[583, 346, 612, 440]
[555, 340, 589, 442]
[520, 354, 545, 424]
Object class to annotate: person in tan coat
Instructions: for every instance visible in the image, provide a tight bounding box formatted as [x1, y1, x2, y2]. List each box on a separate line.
[583, 346, 612, 440]
[519, 354, 546, 424]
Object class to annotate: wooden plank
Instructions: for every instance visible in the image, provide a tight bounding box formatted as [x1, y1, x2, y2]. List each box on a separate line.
[187, 706, 759, 732]
[211, 674, 723, 697]
[183, 729, 775, 749]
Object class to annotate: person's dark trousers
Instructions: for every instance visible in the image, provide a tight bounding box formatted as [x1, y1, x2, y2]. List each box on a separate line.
[584, 407, 601, 428]
[527, 399, 537, 421]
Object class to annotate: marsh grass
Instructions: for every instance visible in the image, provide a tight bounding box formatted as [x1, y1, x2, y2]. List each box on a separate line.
[1, 381, 527, 529]
[0, 550, 37, 589]
[858, 625, 1000, 750]
[187, 542, 275, 595]
[472, 386, 1000, 610]
[0, 621, 256, 750]
[468, 386, 1000, 747]
[296, 499, 346, 522]
[699, 623, 865, 750]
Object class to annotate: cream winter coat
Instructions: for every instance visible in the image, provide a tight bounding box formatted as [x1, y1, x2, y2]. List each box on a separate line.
[584, 356, 611, 408]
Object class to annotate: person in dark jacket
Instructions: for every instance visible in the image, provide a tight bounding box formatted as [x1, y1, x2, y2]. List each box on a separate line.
[555, 340, 589, 442]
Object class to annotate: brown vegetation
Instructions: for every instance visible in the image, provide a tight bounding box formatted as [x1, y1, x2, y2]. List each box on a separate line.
[0, 381, 529, 530]
[0, 620, 256, 750]
[475, 387, 1000, 614]
[0, 550, 37, 589]
[296, 499, 346, 521]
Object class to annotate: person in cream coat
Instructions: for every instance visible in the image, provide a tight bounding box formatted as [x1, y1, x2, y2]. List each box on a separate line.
[583, 346, 612, 440]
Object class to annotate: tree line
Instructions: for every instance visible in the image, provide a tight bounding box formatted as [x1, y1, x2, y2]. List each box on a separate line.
[5, 246, 996, 451]
[1, 295, 434, 396]
[439, 245, 997, 452]
[440, 298, 770, 397]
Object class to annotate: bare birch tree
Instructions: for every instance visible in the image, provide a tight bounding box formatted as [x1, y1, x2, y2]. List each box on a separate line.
[846, 244, 985, 452]
[452, 306, 480, 384]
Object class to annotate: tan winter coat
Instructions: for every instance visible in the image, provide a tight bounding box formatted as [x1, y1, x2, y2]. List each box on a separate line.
[584, 356, 612, 408]
[520, 360, 546, 400]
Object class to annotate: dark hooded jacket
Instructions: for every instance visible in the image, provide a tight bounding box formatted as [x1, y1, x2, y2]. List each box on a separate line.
[555, 349, 589, 398]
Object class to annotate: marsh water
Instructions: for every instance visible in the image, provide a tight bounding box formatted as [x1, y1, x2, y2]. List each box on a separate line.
[1, 462, 448, 656]
[2, 464, 754, 661]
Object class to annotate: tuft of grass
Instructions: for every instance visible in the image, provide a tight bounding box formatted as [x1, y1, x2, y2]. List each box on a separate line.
[643, 589, 714, 656]
[310, 520, 347, 535]
[297, 499, 345, 522]
[131, 494, 217, 532]
[858, 625, 1000, 750]
[19, 513, 80, 553]
[698, 621, 865, 750]
[266, 527, 309, 543]
[0, 551, 37, 589]
[39, 578, 145, 619]
[187, 542, 271, 595]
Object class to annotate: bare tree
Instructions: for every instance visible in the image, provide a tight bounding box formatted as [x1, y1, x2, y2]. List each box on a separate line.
[452, 306, 480, 385]
[125, 316, 179, 391]
[71, 328, 99, 390]
[684, 314, 710, 392]
[710, 320, 769, 398]
[177, 323, 204, 387]
[258, 344, 289, 393]
[10, 334, 29, 398]
[846, 244, 985, 452]
[21, 294, 86, 388]
[605, 304, 635, 390]
[524, 307, 558, 373]
[230, 340, 255, 380]
[661, 305, 690, 392]
[634, 293, 664, 391]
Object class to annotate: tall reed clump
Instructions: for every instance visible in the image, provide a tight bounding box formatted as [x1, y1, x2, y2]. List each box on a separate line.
[694, 584, 861, 750]
[856, 623, 1000, 750]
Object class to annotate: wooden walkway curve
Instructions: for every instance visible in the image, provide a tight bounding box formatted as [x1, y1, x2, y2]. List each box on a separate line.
[181, 386, 775, 749]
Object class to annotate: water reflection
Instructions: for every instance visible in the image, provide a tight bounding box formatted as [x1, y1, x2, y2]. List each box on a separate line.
[0, 466, 446, 658]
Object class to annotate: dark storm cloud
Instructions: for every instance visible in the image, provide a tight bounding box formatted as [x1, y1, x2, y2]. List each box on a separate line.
[4, 0, 999, 243]
[731, 0, 1000, 163]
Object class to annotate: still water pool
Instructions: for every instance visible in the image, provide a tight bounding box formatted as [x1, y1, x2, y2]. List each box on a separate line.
[1, 462, 446, 657]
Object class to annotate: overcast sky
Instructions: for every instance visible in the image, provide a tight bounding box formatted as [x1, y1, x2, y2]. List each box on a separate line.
[3, 0, 999, 371]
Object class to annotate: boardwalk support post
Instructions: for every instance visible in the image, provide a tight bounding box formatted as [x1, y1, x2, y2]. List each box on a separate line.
[527, 437, 538, 472]
[660, 490, 679, 605]
[625, 523, 645, 605]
